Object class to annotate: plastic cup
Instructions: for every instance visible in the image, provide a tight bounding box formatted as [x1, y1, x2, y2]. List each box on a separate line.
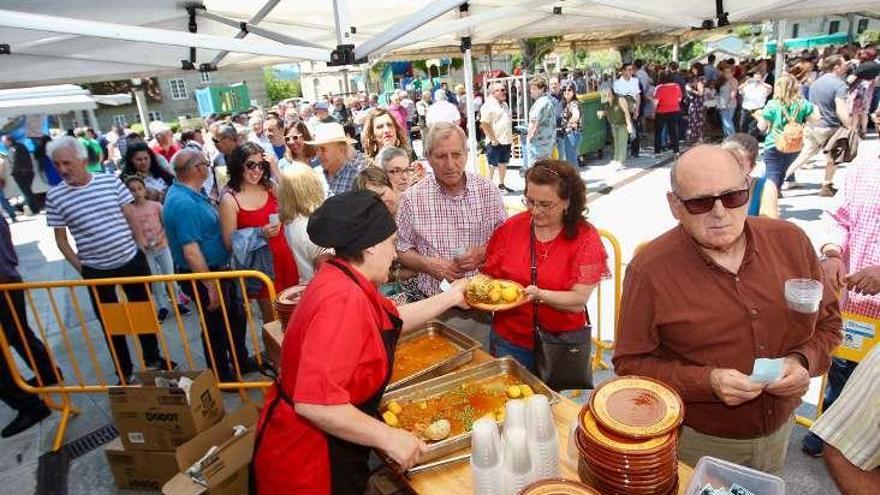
[502, 428, 533, 495]
[471, 418, 503, 495]
[503, 399, 527, 434]
[784, 278, 822, 313]
[525, 394, 559, 480]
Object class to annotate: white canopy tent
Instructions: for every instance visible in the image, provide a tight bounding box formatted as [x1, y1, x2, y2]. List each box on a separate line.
[1, 1, 877, 162]
[0, 84, 131, 130]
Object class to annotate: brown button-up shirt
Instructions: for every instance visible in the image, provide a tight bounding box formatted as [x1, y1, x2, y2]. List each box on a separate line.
[613, 217, 842, 439]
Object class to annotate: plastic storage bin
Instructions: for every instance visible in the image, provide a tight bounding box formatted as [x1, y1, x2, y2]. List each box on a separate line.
[685, 456, 785, 495]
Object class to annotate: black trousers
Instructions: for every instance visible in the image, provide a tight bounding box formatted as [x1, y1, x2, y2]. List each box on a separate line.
[654, 112, 681, 153]
[629, 118, 641, 157]
[178, 274, 248, 381]
[81, 250, 162, 379]
[11, 173, 37, 213]
[0, 277, 54, 414]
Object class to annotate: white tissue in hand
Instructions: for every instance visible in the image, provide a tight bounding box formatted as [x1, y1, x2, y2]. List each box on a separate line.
[750, 358, 783, 383]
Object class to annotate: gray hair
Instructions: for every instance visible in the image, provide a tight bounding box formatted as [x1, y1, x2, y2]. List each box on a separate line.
[424, 122, 466, 158]
[215, 124, 238, 140]
[376, 147, 410, 170]
[433, 89, 447, 102]
[172, 148, 207, 174]
[46, 135, 87, 161]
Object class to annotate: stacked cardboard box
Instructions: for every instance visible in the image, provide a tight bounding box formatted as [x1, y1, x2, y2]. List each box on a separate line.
[104, 370, 257, 494]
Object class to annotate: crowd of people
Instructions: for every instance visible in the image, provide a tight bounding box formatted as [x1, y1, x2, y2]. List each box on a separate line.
[0, 39, 878, 495]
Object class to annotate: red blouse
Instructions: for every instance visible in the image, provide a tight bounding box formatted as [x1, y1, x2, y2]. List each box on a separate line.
[253, 259, 398, 494]
[483, 212, 609, 349]
[654, 83, 683, 114]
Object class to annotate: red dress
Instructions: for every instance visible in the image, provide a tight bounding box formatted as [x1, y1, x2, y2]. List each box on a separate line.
[252, 259, 401, 494]
[483, 212, 610, 349]
[229, 191, 298, 297]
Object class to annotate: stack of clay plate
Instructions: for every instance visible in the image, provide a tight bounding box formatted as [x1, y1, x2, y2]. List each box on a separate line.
[575, 376, 684, 495]
[274, 285, 306, 330]
[520, 478, 602, 495]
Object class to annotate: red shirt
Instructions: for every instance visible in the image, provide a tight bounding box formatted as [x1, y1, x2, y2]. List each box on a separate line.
[654, 83, 682, 114]
[253, 259, 399, 494]
[150, 143, 181, 163]
[483, 212, 609, 349]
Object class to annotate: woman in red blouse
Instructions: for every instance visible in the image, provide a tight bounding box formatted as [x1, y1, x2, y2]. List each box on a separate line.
[652, 70, 683, 156]
[483, 159, 609, 370]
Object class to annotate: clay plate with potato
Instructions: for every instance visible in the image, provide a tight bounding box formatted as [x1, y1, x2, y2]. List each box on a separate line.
[466, 274, 528, 312]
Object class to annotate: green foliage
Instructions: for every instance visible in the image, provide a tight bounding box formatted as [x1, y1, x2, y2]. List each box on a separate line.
[860, 29, 880, 45]
[564, 49, 621, 73]
[263, 67, 302, 104]
[131, 123, 144, 135]
[516, 36, 561, 72]
[631, 42, 706, 66]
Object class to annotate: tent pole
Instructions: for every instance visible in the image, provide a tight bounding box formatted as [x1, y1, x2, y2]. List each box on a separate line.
[132, 87, 151, 139]
[464, 47, 478, 174]
[846, 13, 855, 40]
[208, 0, 283, 66]
[774, 19, 787, 78]
[86, 109, 101, 134]
[672, 37, 680, 63]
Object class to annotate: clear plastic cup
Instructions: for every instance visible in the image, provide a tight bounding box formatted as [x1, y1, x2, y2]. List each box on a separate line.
[503, 399, 527, 434]
[525, 395, 559, 480]
[471, 418, 503, 495]
[502, 427, 533, 495]
[563, 419, 579, 472]
[784, 278, 823, 313]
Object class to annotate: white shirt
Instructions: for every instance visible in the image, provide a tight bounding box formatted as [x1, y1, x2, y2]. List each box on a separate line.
[613, 76, 641, 97]
[479, 97, 513, 145]
[740, 79, 771, 111]
[635, 69, 652, 92]
[426, 100, 461, 126]
[283, 215, 330, 284]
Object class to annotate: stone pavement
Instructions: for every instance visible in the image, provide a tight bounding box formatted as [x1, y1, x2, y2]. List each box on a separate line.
[4, 133, 876, 494]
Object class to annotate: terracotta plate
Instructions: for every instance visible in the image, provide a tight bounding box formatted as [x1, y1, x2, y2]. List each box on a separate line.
[578, 407, 675, 454]
[465, 278, 528, 312]
[520, 478, 602, 495]
[276, 285, 307, 306]
[590, 376, 684, 438]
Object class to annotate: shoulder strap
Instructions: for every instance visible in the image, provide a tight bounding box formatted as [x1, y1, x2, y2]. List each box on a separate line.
[530, 220, 540, 333]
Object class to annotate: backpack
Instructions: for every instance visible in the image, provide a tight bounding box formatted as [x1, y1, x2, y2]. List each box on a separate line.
[775, 101, 804, 154]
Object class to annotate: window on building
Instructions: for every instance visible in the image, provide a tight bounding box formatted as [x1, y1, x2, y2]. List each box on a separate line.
[199, 71, 212, 84]
[112, 114, 127, 127]
[857, 19, 869, 34]
[828, 20, 840, 34]
[148, 111, 163, 122]
[791, 23, 799, 38]
[168, 78, 188, 100]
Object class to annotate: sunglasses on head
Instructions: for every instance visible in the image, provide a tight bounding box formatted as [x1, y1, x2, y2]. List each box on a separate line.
[244, 160, 268, 171]
[674, 188, 750, 215]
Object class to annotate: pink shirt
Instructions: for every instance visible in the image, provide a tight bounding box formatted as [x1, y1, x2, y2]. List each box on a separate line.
[826, 161, 880, 318]
[128, 200, 167, 249]
[387, 103, 409, 130]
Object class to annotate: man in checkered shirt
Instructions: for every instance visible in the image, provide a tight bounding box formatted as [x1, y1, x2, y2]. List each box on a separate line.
[396, 122, 506, 298]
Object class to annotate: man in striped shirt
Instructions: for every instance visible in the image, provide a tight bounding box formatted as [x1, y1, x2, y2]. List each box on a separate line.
[46, 136, 171, 383]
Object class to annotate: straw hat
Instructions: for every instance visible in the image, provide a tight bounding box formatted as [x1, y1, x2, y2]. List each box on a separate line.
[305, 123, 357, 145]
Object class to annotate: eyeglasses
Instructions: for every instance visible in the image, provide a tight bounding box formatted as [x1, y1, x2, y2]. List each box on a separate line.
[285, 135, 303, 142]
[522, 197, 561, 212]
[387, 167, 415, 176]
[674, 188, 750, 215]
[244, 160, 268, 171]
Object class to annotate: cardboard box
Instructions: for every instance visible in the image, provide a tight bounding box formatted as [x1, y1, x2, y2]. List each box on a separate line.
[262, 321, 284, 368]
[163, 403, 259, 495]
[109, 370, 224, 451]
[105, 438, 180, 491]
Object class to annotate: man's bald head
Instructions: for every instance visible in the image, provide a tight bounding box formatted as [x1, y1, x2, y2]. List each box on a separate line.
[670, 144, 745, 197]
[173, 148, 209, 186]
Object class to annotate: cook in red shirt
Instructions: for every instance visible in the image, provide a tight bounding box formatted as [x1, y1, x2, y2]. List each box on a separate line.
[251, 191, 467, 495]
[483, 160, 609, 370]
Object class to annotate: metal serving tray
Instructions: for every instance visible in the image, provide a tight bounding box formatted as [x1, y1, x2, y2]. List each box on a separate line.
[385, 320, 482, 392]
[380, 357, 560, 465]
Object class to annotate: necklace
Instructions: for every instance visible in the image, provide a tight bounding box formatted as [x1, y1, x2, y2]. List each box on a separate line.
[536, 238, 558, 261]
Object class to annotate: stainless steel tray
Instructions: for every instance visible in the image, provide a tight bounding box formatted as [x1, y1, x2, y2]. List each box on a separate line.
[380, 357, 560, 466]
[385, 320, 481, 391]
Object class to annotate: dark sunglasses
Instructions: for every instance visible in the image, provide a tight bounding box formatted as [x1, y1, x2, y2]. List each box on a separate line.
[675, 188, 750, 215]
[244, 160, 268, 171]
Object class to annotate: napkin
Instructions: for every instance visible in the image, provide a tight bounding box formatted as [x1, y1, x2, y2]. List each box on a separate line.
[750, 358, 783, 384]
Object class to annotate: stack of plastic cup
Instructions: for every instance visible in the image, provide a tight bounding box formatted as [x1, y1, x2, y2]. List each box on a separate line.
[784, 278, 823, 313]
[470, 417, 503, 495]
[563, 419, 579, 472]
[525, 394, 560, 480]
[501, 427, 533, 495]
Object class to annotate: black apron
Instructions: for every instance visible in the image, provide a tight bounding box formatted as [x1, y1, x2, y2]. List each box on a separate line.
[250, 259, 402, 495]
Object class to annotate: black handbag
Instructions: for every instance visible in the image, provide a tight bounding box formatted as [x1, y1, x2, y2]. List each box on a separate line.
[530, 221, 594, 391]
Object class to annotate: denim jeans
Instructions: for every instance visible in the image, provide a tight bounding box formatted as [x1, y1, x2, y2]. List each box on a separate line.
[559, 131, 583, 166]
[719, 108, 736, 137]
[654, 112, 681, 153]
[489, 328, 535, 371]
[0, 189, 16, 221]
[144, 246, 182, 311]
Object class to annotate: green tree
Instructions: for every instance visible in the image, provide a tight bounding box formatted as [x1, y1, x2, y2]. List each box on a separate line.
[263, 67, 302, 104]
[516, 36, 560, 72]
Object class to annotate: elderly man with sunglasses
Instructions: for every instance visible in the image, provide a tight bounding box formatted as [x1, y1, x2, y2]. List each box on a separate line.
[613, 145, 841, 474]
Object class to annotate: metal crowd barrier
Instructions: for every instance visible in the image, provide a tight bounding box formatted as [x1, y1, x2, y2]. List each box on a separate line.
[592, 229, 623, 371]
[0, 270, 275, 451]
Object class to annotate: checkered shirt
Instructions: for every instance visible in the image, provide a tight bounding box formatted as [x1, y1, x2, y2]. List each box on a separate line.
[823, 161, 880, 318]
[320, 152, 364, 197]
[396, 172, 506, 296]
